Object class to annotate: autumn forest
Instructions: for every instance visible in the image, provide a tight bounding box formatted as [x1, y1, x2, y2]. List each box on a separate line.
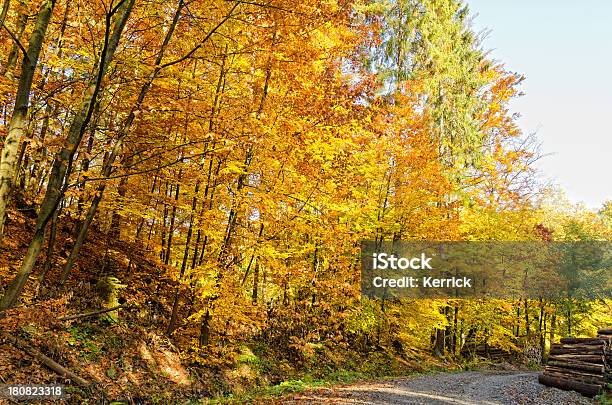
[0, 0, 610, 403]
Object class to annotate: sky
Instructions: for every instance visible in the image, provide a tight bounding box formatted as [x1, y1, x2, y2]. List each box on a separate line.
[465, 0, 611, 209]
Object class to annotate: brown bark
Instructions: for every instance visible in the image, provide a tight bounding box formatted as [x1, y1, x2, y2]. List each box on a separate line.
[543, 369, 606, 385]
[199, 309, 210, 347]
[434, 327, 445, 357]
[524, 298, 530, 338]
[538, 373, 602, 397]
[549, 311, 556, 344]
[59, 305, 124, 321]
[252, 262, 259, 302]
[546, 360, 604, 374]
[549, 346, 604, 356]
[559, 337, 610, 345]
[548, 354, 605, 364]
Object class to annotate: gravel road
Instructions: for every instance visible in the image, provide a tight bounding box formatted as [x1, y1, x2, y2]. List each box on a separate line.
[281, 371, 595, 405]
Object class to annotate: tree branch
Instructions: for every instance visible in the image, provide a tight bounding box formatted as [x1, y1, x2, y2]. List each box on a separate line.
[160, 1, 240, 69]
[59, 305, 124, 321]
[1, 22, 30, 64]
[3, 333, 91, 387]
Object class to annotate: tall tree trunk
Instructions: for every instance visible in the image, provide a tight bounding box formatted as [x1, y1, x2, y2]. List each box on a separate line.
[199, 309, 210, 347]
[252, 262, 259, 302]
[165, 172, 181, 265]
[38, 202, 60, 285]
[261, 267, 267, 303]
[135, 173, 158, 240]
[27, 2, 70, 197]
[444, 305, 453, 352]
[435, 327, 445, 357]
[549, 311, 556, 345]
[0, 0, 56, 240]
[516, 304, 521, 337]
[167, 178, 199, 335]
[452, 304, 459, 354]
[160, 181, 169, 261]
[524, 298, 530, 338]
[75, 102, 99, 228]
[109, 166, 129, 238]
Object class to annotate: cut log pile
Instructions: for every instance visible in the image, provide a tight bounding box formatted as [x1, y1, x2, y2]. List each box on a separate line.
[459, 335, 515, 361]
[538, 328, 612, 397]
[473, 345, 513, 362]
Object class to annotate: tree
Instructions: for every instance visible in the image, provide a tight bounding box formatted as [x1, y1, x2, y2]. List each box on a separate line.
[0, 0, 56, 240]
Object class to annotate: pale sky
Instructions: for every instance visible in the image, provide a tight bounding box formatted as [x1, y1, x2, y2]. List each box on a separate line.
[466, 0, 611, 209]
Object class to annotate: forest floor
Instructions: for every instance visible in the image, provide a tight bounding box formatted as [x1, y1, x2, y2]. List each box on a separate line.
[0, 208, 439, 403]
[274, 371, 595, 405]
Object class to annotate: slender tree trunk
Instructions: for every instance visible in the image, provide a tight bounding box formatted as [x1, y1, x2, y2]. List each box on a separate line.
[27, 3, 69, 198]
[160, 182, 169, 261]
[567, 304, 572, 336]
[167, 178, 199, 334]
[241, 222, 264, 286]
[516, 304, 521, 337]
[540, 310, 547, 356]
[0, 0, 56, 240]
[59, 187, 100, 284]
[261, 267, 267, 303]
[524, 298, 530, 338]
[75, 103, 99, 226]
[252, 262, 259, 302]
[190, 46, 227, 271]
[444, 305, 453, 352]
[452, 304, 459, 354]
[165, 172, 181, 265]
[199, 309, 210, 347]
[435, 327, 445, 357]
[135, 173, 158, 240]
[38, 200, 61, 285]
[549, 311, 556, 345]
[28, 101, 53, 193]
[109, 167, 129, 238]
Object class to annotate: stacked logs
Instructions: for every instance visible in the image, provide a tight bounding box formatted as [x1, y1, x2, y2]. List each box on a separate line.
[538, 328, 612, 397]
[473, 345, 513, 362]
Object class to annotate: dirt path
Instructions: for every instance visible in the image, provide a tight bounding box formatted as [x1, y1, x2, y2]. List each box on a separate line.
[280, 371, 594, 404]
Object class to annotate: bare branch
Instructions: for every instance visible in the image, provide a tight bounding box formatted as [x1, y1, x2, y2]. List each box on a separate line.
[161, 1, 240, 69]
[59, 305, 125, 321]
[1, 22, 30, 64]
